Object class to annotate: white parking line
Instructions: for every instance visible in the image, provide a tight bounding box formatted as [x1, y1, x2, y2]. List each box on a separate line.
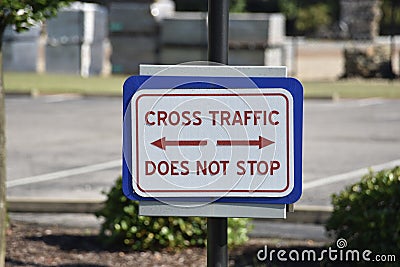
[6, 160, 121, 188]
[355, 98, 385, 107]
[308, 98, 386, 109]
[303, 159, 400, 190]
[8, 158, 400, 191]
[42, 94, 82, 103]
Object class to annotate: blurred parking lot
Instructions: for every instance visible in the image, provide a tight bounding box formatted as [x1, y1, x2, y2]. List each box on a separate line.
[5, 95, 400, 206]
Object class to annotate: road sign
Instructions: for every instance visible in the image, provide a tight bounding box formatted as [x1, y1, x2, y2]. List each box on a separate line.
[123, 76, 303, 204]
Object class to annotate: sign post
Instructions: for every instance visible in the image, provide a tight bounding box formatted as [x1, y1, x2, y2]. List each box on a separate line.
[122, 74, 303, 264]
[207, 0, 229, 265]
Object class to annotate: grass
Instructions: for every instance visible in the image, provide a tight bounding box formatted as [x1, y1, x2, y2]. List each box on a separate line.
[303, 79, 400, 99]
[4, 72, 400, 98]
[4, 72, 128, 96]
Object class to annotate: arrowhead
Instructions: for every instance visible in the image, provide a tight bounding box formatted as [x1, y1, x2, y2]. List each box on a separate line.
[151, 137, 166, 150]
[259, 136, 274, 149]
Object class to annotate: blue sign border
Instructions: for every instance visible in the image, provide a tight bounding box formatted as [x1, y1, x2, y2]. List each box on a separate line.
[122, 75, 303, 204]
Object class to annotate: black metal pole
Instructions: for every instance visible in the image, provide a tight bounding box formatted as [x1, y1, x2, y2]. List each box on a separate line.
[207, 1, 229, 267]
[207, 217, 228, 267]
[208, 0, 229, 64]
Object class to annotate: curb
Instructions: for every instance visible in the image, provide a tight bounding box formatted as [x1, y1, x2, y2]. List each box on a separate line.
[288, 205, 332, 224]
[7, 197, 332, 225]
[7, 197, 105, 214]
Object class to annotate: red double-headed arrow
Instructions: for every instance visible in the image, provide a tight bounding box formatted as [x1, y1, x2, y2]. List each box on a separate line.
[151, 137, 207, 150]
[151, 136, 274, 150]
[217, 136, 274, 149]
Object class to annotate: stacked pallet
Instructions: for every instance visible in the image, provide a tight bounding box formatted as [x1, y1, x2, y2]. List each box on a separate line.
[159, 12, 286, 66]
[46, 2, 108, 76]
[3, 25, 42, 72]
[109, 2, 157, 74]
[229, 13, 285, 66]
[160, 12, 207, 64]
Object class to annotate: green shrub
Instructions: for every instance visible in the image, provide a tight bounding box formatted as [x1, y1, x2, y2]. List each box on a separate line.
[326, 167, 400, 256]
[96, 177, 251, 250]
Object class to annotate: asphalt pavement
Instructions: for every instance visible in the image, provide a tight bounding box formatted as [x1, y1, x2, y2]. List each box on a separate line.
[5, 95, 400, 206]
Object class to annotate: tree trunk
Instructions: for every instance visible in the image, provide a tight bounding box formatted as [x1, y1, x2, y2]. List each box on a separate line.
[0, 27, 7, 267]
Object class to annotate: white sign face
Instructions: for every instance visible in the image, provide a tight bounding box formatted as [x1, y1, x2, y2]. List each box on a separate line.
[131, 88, 294, 198]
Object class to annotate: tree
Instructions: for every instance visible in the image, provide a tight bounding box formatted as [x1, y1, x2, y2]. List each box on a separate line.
[278, 0, 339, 36]
[0, 1, 71, 265]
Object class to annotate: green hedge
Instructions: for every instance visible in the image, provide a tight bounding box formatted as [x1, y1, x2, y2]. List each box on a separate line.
[96, 177, 251, 250]
[326, 167, 400, 257]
